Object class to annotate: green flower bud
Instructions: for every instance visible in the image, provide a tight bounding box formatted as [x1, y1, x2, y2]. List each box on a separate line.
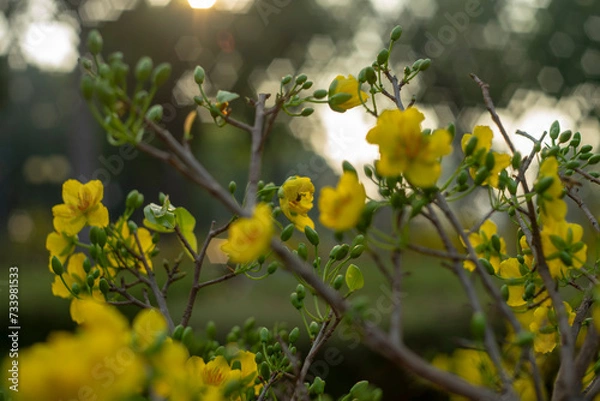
[570, 132, 581, 148]
[350, 245, 365, 258]
[80, 75, 95, 101]
[501, 284, 509, 302]
[83, 257, 92, 273]
[457, 169, 469, 186]
[281, 74, 292, 85]
[357, 67, 368, 83]
[310, 377, 325, 395]
[135, 56, 153, 82]
[87, 30, 103, 55]
[86, 274, 95, 287]
[515, 331, 535, 347]
[464, 135, 478, 156]
[335, 244, 350, 260]
[288, 327, 300, 344]
[206, 321, 217, 339]
[473, 166, 489, 186]
[479, 258, 495, 275]
[549, 121, 560, 140]
[511, 152, 522, 170]
[491, 235, 502, 253]
[290, 292, 303, 309]
[146, 104, 163, 122]
[96, 80, 116, 107]
[127, 220, 138, 233]
[534, 176, 554, 194]
[71, 282, 81, 295]
[350, 381, 369, 396]
[302, 81, 313, 90]
[259, 327, 269, 343]
[558, 130, 572, 143]
[581, 144, 593, 154]
[280, 224, 295, 242]
[328, 92, 353, 106]
[267, 261, 278, 275]
[81, 58, 93, 71]
[313, 89, 328, 99]
[193, 66, 206, 85]
[523, 282, 536, 300]
[296, 284, 306, 300]
[589, 155, 600, 165]
[254, 352, 264, 364]
[565, 160, 579, 170]
[390, 25, 403, 41]
[99, 278, 109, 296]
[333, 274, 344, 290]
[365, 66, 377, 85]
[126, 190, 144, 210]
[152, 63, 172, 86]
[579, 152, 592, 160]
[470, 311, 486, 341]
[485, 152, 495, 171]
[51, 256, 64, 275]
[559, 251, 572, 266]
[300, 107, 314, 117]
[419, 58, 431, 71]
[295, 74, 308, 85]
[329, 245, 341, 259]
[309, 321, 320, 336]
[377, 49, 389, 66]
[260, 362, 270, 379]
[304, 227, 319, 246]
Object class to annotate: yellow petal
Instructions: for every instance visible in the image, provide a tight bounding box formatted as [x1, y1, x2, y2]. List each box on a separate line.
[62, 179, 83, 206]
[86, 204, 109, 228]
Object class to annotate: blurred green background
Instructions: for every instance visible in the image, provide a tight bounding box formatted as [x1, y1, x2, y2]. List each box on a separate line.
[1, 0, 600, 399]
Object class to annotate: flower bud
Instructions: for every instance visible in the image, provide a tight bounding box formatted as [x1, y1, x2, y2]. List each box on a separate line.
[473, 166, 489, 186]
[335, 244, 350, 260]
[419, 58, 431, 71]
[300, 107, 314, 117]
[99, 278, 109, 296]
[485, 152, 495, 171]
[588, 155, 600, 165]
[365, 66, 377, 85]
[515, 330, 535, 347]
[333, 274, 344, 290]
[309, 321, 320, 336]
[534, 176, 554, 194]
[146, 104, 163, 122]
[172, 324, 185, 341]
[470, 311, 486, 341]
[302, 81, 313, 90]
[260, 362, 270, 379]
[128, 220, 138, 233]
[206, 321, 216, 339]
[491, 235, 502, 253]
[281, 74, 292, 85]
[295, 74, 308, 85]
[182, 326, 194, 348]
[350, 245, 365, 258]
[296, 284, 306, 300]
[310, 377, 325, 395]
[390, 25, 403, 41]
[135, 56, 153, 82]
[558, 130, 572, 143]
[464, 136, 478, 156]
[259, 327, 269, 342]
[304, 226, 319, 246]
[194, 66, 205, 85]
[549, 121, 560, 140]
[512, 152, 522, 170]
[290, 292, 303, 309]
[152, 63, 172, 87]
[126, 190, 144, 210]
[267, 261, 278, 275]
[280, 224, 294, 242]
[479, 258, 495, 275]
[81, 58, 93, 71]
[87, 30, 103, 55]
[71, 283, 81, 295]
[51, 256, 64, 275]
[288, 327, 300, 343]
[83, 257, 92, 273]
[313, 89, 327, 99]
[570, 132, 581, 148]
[80, 75, 95, 101]
[228, 181, 236, 194]
[501, 284, 509, 301]
[87, 274, 95, 287]
[377, 49, 389, 66]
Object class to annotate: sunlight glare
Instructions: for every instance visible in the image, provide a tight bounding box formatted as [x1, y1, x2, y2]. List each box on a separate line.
[19, 21, 79, 72]
[188, 0, 217, 8]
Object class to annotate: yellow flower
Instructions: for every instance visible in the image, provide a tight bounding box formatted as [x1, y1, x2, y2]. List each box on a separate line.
[527, 302, 575, 354]
[318, 172, 366, 231]
[52, 179, 109, 235]
[132, 308, 168, 352]
[151, 339, 192, 399]
[366, 108, 452, 188]
[108, 219, 156, 274]
[461, 220, 505, 273]
[498, 258, 526, 307]
[461, 126, 511, 188]
[536, 157, 567, 223]
[540, 219, 587, 278]
[51, 253, 103, 301]
[11, 300, 145, 401]
[46, 231, 75, 270]
[328, 74, 368, 112]
[278, 176, 315, 231]
[221, 203, 273, 263]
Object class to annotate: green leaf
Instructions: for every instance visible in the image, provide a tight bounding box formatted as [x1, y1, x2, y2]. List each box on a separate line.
[143, 203, 176, 230]
[175, 207, 197, 254]
[215, 90, 240, 104]
[345, 264, 364, 291]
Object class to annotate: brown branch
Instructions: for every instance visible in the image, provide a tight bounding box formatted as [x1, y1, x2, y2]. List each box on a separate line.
[575, 168, 600, 186]
[566, 189, 600, 233]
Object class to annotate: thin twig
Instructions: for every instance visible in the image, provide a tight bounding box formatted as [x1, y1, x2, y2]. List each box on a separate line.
[566, 189, 600, 233]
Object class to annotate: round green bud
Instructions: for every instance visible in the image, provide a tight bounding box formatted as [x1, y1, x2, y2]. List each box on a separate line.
[365, 66, 377, 85]
[419, 58, 431, 71]
[579, 152, 592, 160]
[515, 331, 535, 347]
[470, 311, 486, 341]
[549, 121, 560, 139]
[350, 245, 365, 258]
[280, 224, 294, 242]
[302, 81, 313, 90]
[570, 132, 581, 148]
[534, 176, 554, 194]
[473, 166, 489, 186]
[464, 135, 478, 156]
[352, 234, 365, 247]
[335, 244, 350, 260]
[281, 74, 292, 85]
[86, 274, 95, 287]
[333, 274, 344, 290]
[288, 327, 300, 344]
[194, 66, 205, 85]
[295, 74, 308, 85]
[135, 56, 153, 82]
[254, 352, 264, 364]
[99, 278, 109, 295]
[559, 251, 573, 266]
[491, 235, 502, 253]
[80, 75, 95, 101]
[206, 321, 217, 339]
[479, 258, 495, 275]
[390, 25, 403, 41]
[301, 107, 314, 117]
[588, 154, 600, 165]
[296, 284, 306, 300]
[98, 63, 111, 80]
[126, 190, 144, 210]
[181, 326, 194, 348]
[260, 362, 270, 379]
[71, 282, 81, 295]
[81, 58, 93, 71]
[152, 63, 172, 87]
[310, 377, 325, 395]
[96, 81, 116, 107]
[377, 49, 389, 66]
[512, 152, 522, 170]
[358, 67, 368, 83]
[172, 324, 185, 341]
[523, 282, 536, 300]
[342, 161, 357, 175]
[313, 89, 328, 99]
[127, 220, 138, 233]
[51, 256, 64, 276]
[267, 261, 278, 275]
[501, 284, 509, 302]
[457, 169, 469, 186]
[328, 92, 353, 106]
[259, 327, 269, 343]
[87, 29, 103, 55]
[485, 152, 495, 171]
[193, 96, 204, 106]
[559, 130, 572, 143]
[227, 181, 236, 194]
[364, 165, 373, 178]
[83, 257, 92, 273]
[146, 104, 163, 122]
[304, 227, 319, 246]
[309, 321, 320, 336]
[581, 144, 594, 154]
[290, 292, 303, 309]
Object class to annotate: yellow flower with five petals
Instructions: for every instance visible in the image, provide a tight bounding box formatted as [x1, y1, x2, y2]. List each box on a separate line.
[52, 179, 109, 236]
